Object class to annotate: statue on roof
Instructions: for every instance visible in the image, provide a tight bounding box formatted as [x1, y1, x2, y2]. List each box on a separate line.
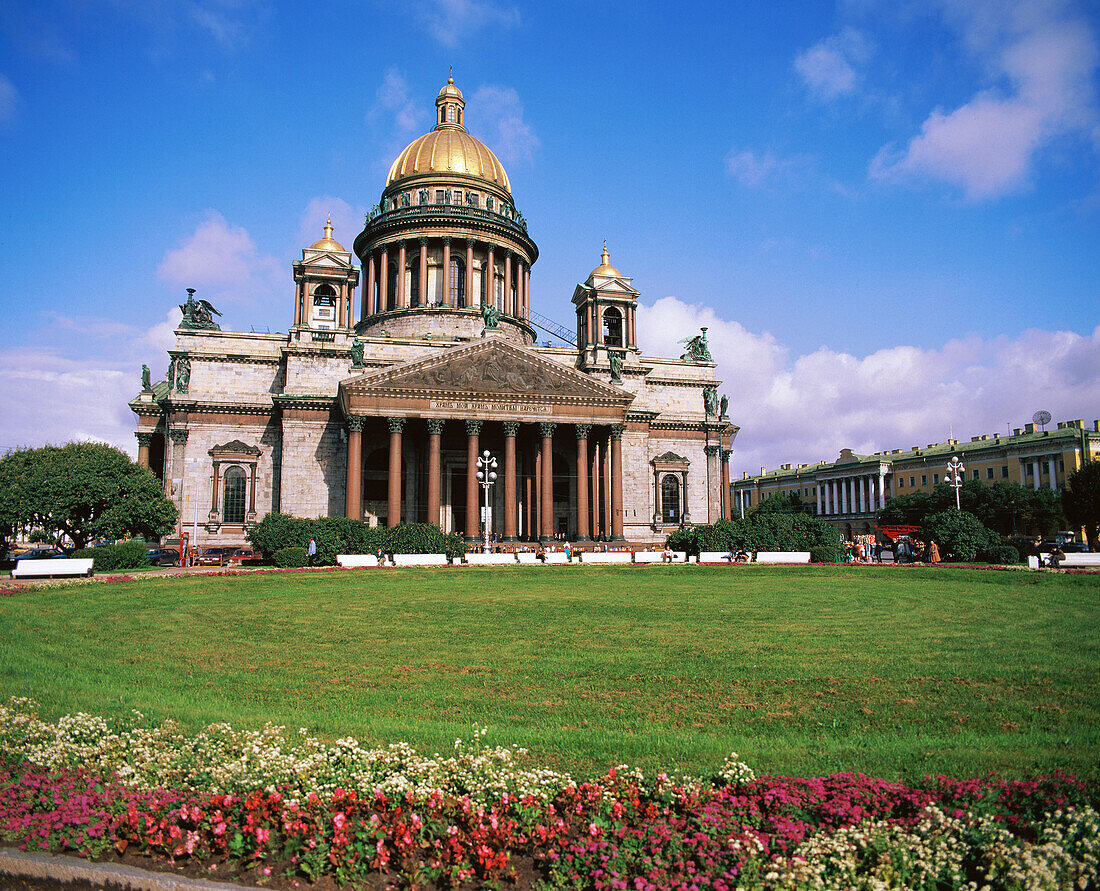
[179, 289, 221, 331]
[608, 350, 624, 383]
[719, 394, 728, 417]
[141, 364, 151, 391]
[175, 357, 191, 394]
[679, 327, 712, 362]
[349, 340, 364, 368]
[703, 386, 718, 417]
[481, 301, 500, 330]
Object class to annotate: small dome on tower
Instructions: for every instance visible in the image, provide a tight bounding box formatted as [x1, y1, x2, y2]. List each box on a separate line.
[310, 218, 345, 252]
[437, 76, 463, 101]
[590, 241, 622, 278]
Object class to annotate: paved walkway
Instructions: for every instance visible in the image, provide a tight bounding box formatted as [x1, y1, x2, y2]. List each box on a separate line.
[0, 847, 254, 890]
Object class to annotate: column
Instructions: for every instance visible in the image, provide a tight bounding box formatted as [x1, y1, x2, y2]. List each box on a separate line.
[516, 260, 525, 318]
[628, 307, 636, 348]
[293, 281, 302, 327]
[534, 447, 542, 537]
[441, 237, 451, 307]
[345, 417, 363, 520]
[465, 239, 475, 308]
[879, 472, 887, 509]
[653, 467, 662, 525]
[720, 449, 732, 520]
[386, 417, 404, 527]
[681, 470, 690, 524]
[465, 420, 482, 540]
[858, 476, 866, 513]
[815, 479, 823, 516]
[610, 425, 625, 540]
[365, 253, 376, 317]
[524, 466, 533, 540]
[1047, 456, 1057, 490]
[379, 247, 389, 311]
[539, 422, 556, 541]
[486, 247, 496, 308]
[602, 435, 612, 538]
[427, 419, 444, 527]
[210, 461, 220, 515]
[136, 431, 153, 468]
[397, 241, 407, 308]
[575, 425, 591, 541]
[705, 445, 719, 523]
[503, 422, 519, 541]
[591, 434, 602, 538]
[418, 237, 428, 307]
[504, 252, 513, 316]
[248, 462, 257, 516]
[841, 478, 849, 514]
[1032, 458, 1040, 491]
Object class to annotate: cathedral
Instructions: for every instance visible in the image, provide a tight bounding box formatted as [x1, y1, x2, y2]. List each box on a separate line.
[131, 78, 738, 546]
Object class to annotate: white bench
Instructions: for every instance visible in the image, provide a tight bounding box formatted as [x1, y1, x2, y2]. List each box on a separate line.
[464, 553, 518, 565]
[755, 551, 811, 564]
[11, 558, 94, 579]
[1036, 552, 1100, 568]
[578, 551, 632, 564]
[515, 551, 572, 564]
[337, 554, 383, 568]
[391, 553, 449, 567]
[698, 551, 742, 563]
[633, 550, 688, 563]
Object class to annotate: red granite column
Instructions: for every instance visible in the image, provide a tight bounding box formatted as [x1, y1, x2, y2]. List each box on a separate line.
[534, 449, 542, 538]
[427, 419, 444, 527]
[387, 417, 404, 527]
[486, 247, 495, 308]
[465, 420, 482, 540]
[248, 462, 257, 516]
[503, 422, 519, 541]
[365, 253, 375, 317]
[379, 247, 389, 311]
[504, 252, 513, 315]
[418, 238, 428, 307]
[465, 239, 475, 308]
[397, 241, 407, 308]
[539, 422, 556, 541]
[602, 435, 612, 539]
[575, 425, 590, 541]
[345, 417, 363, 519]
[441, 238, 451, 306]
[610, 425, 626, 541]
[590, 433, 601, 539]
[136, 431, 152, 468]
[210, 461, 220, 514]
[720, 449, 732, 520]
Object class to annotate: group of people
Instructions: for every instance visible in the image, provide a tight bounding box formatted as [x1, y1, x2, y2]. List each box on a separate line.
[891, 537, 940, 564]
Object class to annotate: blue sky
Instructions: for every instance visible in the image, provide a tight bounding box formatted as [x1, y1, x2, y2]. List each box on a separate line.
[1, 0, 1098, 476]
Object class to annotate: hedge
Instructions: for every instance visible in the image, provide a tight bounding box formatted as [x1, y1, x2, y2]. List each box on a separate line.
[273, 547, 308, 568]
[247, 514, 467, 565]
[667, 515, 844, 562]
[71, 541, 149, 572]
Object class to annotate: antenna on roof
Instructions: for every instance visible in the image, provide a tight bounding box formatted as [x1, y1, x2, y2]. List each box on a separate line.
[1033, 410, 1051, 432]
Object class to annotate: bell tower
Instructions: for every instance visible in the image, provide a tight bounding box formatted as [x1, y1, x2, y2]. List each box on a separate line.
[292, 219, 360, 335]
[572, 242, 640, 370]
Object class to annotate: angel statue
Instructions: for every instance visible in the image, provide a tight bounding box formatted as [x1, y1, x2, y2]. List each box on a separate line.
[481, 301, 500, 329]
[679, 327, 713, 362]
[703, 386, 718, 417]
[608, 350, 625, 383]
[141, 364, 151, 391]
[179, 288, 222, 331]
[719, 394, 728, 417]
[349, 340, 365, 368]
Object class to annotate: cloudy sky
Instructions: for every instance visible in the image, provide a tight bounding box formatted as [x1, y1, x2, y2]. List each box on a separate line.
[1, 0, 1098, 477]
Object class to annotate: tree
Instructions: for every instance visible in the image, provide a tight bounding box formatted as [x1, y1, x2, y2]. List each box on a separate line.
[1063, 463, 1100, 550]
[0, 443, 178, 549]
[920, 510, 993, 562]
[750, 491, 806, 515]
[878, 480, 1062, 537]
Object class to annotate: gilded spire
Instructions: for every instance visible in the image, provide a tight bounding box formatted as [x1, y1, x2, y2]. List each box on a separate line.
[324, 215, 333, 240]
[602, 239, 609, 267]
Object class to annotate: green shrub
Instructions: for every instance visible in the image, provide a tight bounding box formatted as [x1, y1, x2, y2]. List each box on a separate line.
[921, 510, 994, 562]
[274, 547, 308, 568]
[71, 541, 149, 572]
[981, 542, 1023, 565]
[670, 514, 844, 562]
[250, 516, 470, 563]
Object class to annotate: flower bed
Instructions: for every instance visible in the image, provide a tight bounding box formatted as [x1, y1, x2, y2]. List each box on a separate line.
[1, 700, 1097, 889]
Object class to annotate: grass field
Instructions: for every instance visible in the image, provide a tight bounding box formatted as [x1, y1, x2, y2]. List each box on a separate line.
[1, 565, 1097, 783]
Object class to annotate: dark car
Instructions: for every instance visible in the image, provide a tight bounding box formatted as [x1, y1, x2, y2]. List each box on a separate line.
[226, 547, 262, 566]
[15, 547, 70, 561]
[194, 546, 236, 567]
[146, 547, 181, 567]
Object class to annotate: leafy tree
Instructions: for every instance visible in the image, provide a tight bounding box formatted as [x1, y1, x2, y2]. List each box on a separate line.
[0, 443, 177, 550]
[878, 479, 1062, 537]
[919, 510, 993, 562]
[750, 491, 806, 515]
[669, 514, 843, 563]
[1062, 463, 1100, 550]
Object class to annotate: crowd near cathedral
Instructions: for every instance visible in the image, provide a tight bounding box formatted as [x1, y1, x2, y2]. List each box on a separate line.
[131, 78, 738, 546]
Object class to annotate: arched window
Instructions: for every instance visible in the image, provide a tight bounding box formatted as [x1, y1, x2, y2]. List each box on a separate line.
[662, 475, 681, 523]
[447, 105, 456, 123]
[386, 262, 397, 310]
[450, 257, 465, 307]
[312, 284, 336, 306]
[409, 256, 420, 306]
[603, 307, 623, 347]
[509, 281, 517, 316]
[223, 467, 246, 525]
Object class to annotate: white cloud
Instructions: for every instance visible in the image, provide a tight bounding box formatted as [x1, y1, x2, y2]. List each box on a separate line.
[295, 197, 368, 256]
[373, 68, 425, 135]
[0, 73, 19, 124]
[412, 0, 520, 47]
[725, 148, 802, 187]
[637, 296, 1100, 478]
[871, 1, 1099, 199]
[468, 85, 539, 166]
[794, 27, 873, 99]
[157, 211, 282, 306]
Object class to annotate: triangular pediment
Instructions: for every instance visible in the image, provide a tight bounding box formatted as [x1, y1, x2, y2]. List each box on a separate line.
[343, 337, 633, 405]
[301, 251, 350, 267]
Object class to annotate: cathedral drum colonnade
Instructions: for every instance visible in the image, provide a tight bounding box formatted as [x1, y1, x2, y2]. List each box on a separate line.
[131, 78, 737, 546]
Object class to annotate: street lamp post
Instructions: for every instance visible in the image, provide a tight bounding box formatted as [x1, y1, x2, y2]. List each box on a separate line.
[945, 455, 965, 511]
[475, 449, 498, 554]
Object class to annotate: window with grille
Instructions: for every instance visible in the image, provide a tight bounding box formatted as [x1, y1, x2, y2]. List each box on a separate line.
[223, 467, 246, 524]
[450, 258, 465, 307]
[662, 475, 681, 522]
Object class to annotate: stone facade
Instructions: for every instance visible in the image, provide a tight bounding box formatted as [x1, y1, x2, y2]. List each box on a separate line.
[132, 79, 738, 546]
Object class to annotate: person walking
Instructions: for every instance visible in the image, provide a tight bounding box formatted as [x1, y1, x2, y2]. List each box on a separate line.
[307, 537, 317, 566]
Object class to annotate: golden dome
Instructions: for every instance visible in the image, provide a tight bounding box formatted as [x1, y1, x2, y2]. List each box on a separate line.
[590, 241, 621, 278]
[310, 218, 345, 252]
[385, 78, 511, 194]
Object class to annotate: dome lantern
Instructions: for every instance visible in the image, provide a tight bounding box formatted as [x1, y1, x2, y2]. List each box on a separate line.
[435, 76, 465, 130]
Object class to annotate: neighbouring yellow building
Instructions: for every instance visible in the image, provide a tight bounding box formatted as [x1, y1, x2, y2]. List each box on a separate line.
[731, 419, 1099, 540]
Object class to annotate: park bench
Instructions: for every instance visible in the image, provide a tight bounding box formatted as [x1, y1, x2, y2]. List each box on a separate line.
[336, 555, 383, 568]
[755, 551, 811, 564]
[464, 553, 519, 565]
[1033, 552, 1100, 569]
[391, 553, 450, 567]
[578, 551, 632, 564]
[633, 550, 688, 563]
[515, 551, 572, 564]
[11, 558, 94, 579]
[698, 551, 743, 563]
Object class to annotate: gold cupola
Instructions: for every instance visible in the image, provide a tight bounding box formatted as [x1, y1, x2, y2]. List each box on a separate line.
[309, 217, 346, 253]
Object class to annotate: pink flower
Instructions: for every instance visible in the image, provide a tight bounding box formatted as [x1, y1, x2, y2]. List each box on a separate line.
[333, 812, 346, 830]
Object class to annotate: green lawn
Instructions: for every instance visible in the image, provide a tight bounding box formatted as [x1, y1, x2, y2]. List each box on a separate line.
[1, 566, 1097, 782]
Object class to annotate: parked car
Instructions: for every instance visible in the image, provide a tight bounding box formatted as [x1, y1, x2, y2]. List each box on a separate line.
[194, 546, 236, 567]
[146, 547, 181, 567]
[226, 547, 262, 566]
[15, 547, 70, 561]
